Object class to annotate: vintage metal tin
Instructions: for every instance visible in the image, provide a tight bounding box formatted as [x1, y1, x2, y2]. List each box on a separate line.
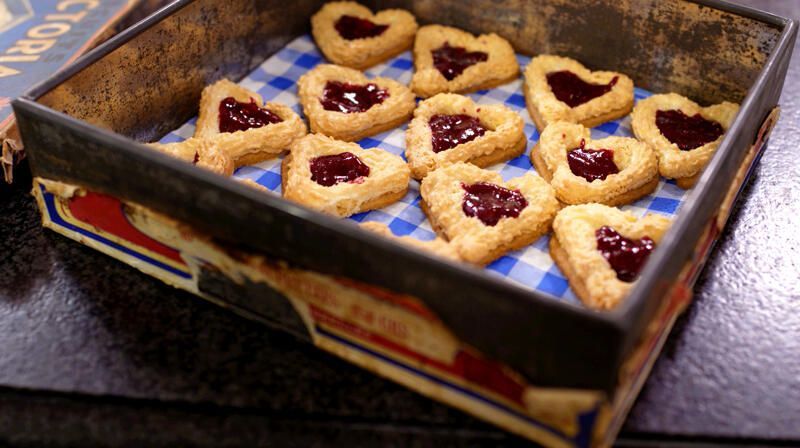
[9, 1, 797, 445]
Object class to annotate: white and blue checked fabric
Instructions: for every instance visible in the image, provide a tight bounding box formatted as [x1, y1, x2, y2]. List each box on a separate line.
[161, 35, 687, 305]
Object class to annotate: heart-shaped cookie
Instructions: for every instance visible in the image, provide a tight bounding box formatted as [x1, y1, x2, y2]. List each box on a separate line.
[550, 204, 671, 309]
[148, 138, 234, 176]
[311, 1, 418, 70]
[360, 221, 460, 261]
[194, 79, 307, 166]
[410, 25, 519, 98]
[298, 64, 416, 142]
[238, 178, 270, 192]
[420, 162, 559, 265]
[282, 134, 410, 217]
[524, 55, 634, 131]
[532, 121, 658, 205]
[631, 93, 739, 189]
[405, 93, 526, 180]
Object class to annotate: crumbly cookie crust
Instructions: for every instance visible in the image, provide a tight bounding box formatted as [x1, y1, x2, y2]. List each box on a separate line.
[311, 1, 418, 70]
[281, 134, 410, 217]
[297, 64, 416, 142]
[405, 93, 526, 179]
[551, 204, 671, 309]
[420, 163, 559, 265]
[523, 55, 634, 131]
[532, 121, 658, 205]
[359, 221, 460, 261]
[194, 79, 307, 166]
[410, 25, 519, 98]
[631, 93, 739, 185]
[149, 137, 234, 176]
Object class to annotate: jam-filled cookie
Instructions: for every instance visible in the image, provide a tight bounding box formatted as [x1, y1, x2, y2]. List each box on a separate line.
[532, 121, 658, 206]
[551, 204, 671, 309]
[311, 2, 418, 70]
[238, 178, 271, 192]
[420, 162, 559, 265]
[631, 93, 739, 188]
[149, 138, 234, 176]
[410, 25, 519, 98]
[523, 55, 634, 131]
[282, 134, 410, 217]
[298, 64, 416, 142]
[360, 221, 460, 261]
[194, 79, 307, 166]
[405, 93, 526, 180]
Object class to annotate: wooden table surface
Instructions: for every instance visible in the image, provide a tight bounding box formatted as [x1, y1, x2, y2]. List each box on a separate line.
[0, 0, 798, 446]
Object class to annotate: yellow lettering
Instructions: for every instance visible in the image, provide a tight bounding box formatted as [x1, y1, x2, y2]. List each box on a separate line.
[0, 0, 100, 77]
[0, 55, 39, 62]
[45, 11, 88, 23]
[0, 65, 21, 78]
[8, 40, 57, 55]
[57, 0, 100, 12]
[28, 23, 71, 39]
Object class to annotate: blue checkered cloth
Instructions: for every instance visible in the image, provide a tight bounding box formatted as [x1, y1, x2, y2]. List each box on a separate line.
[161, 34, 686, 305]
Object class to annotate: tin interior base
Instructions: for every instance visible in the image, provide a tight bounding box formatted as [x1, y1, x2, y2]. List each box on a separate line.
[14, 0, 793, 395]
[160, 34, 690, 305]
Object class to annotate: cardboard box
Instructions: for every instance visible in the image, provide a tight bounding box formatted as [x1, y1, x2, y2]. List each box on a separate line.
[0, 0, 169, 182]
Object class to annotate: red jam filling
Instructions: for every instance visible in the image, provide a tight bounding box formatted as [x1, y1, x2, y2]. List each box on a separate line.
[320, 80, 389, 114]
[567, 138, 619, 182]
[655, 109, 724, 151]
[595, 226, 655, 282]
[461, 182, 528, 226]
[310, 152, 370, 187]
[432, 43, 488, 81]
[429, 114, 487, 153]
[546, 71, 618, 108]
[218, 97, 282, 133]
[334, 15, 389, 40]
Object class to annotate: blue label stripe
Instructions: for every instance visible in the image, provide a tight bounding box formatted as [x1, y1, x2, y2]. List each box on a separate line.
[315, 325, 597, 448]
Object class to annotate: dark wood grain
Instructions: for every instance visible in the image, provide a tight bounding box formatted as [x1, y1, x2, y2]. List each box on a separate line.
[0, 0, 798, 446]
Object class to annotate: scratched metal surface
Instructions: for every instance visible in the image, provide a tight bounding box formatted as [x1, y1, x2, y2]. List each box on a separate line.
[0, 0, 798, 446]
[621, 0, 800, 440]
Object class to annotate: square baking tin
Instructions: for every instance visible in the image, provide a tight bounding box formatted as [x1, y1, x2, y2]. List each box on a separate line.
[11, 0, 797, 440]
